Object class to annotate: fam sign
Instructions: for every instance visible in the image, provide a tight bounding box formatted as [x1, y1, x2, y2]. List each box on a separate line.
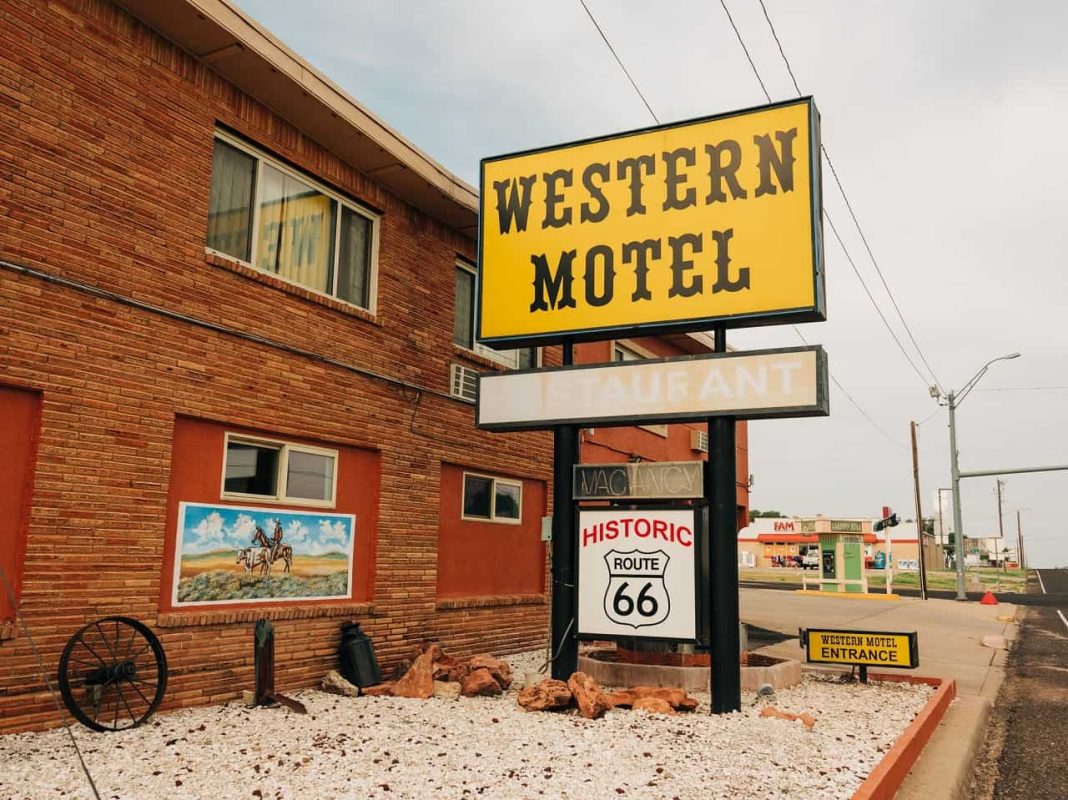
[477, 346, 828, 431]
[577, 508, 699, 641]
[478, 97, 824, 347]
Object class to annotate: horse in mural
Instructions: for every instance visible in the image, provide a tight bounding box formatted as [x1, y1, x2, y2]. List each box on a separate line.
[242, 523, 292, 577]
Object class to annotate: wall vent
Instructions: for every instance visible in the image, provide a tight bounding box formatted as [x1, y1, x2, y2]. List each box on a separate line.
[449, 363, 478, 404]
[690, 429, 709, 453]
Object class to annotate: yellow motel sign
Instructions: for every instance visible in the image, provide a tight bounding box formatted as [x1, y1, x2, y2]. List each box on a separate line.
[478, 97, 824, 347]
[802, 628, 919, 669]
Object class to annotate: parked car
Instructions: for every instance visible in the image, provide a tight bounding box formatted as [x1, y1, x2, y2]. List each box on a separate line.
[802, 549, 820, 570]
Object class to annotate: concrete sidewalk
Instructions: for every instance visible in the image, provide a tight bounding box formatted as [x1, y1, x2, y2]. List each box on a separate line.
[740, 587, 1020, 798]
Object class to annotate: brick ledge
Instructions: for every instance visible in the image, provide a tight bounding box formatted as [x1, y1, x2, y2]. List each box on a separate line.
[157, 602, 375, 627]
[205, 250, 380, 325]
[436, 594, 547, 610]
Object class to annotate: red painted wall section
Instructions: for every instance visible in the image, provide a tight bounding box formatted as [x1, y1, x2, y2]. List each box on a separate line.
[159, 417, 380, 612]
[0, 386, 41, 621]
[437, 465, 546, 598]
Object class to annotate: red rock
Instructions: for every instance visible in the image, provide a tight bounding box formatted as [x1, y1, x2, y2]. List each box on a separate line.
[604, 690, 636, 708]
[461, 668, 503, 697]
[567, 672, 611, 720]
[632, 697, 676, 715]
[630, 686, 688, 707]
[759, 705, 798, 723]
[392, 644, 441, 699]
[676, 695, 699, 713]
[360, 682, 394, 697]
[797, 712, 816, 730]
[469, 654, 513, 690]
[517, 679, 573, 712]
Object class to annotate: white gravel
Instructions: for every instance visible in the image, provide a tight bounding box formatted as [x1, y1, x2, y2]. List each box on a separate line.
[0, 651, 932, 800]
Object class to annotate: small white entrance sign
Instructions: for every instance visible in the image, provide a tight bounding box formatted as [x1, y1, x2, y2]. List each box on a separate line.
[577, 508, 698, 641]
[477, 346, 827, 431]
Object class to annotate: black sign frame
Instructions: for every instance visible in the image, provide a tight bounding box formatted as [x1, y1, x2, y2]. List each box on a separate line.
[799, 627, 920, 670]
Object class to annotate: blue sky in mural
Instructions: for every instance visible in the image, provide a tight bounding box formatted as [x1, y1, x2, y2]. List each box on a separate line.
[179, 503, 354, 557]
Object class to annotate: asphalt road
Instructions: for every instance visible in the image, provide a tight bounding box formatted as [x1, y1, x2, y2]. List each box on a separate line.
[970, 569, 1068, 800]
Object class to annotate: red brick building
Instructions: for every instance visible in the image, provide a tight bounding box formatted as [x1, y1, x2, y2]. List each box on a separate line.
[0, 0, 745, 732]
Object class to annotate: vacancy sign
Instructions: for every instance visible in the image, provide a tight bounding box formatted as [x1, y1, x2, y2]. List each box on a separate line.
[477, 345, 828, 431]
[578, 508, 698, 641]
[478, 97, 824, 347]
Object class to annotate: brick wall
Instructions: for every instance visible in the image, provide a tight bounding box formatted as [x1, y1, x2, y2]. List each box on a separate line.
[0, 0, 556, 732]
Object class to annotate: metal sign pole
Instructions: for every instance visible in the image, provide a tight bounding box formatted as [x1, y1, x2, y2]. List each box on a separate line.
[708, 327, 741, 713]
[550, 340, 579, 680]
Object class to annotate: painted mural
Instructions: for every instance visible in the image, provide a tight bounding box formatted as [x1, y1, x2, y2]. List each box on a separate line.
[173, 502, 355, 606]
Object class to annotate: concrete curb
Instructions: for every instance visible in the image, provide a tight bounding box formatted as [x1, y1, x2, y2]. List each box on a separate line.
[794, 590, 902, 601]
[852, 676, 957, 800]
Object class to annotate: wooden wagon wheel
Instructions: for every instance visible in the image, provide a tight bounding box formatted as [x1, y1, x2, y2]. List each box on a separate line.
[57, 616, 168, 733]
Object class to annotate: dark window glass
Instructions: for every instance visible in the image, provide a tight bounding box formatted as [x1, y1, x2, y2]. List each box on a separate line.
[286, 450, 334, 501]
[462, 475, 492, 518]
[224, 441, 279, 496]
[494, 482, 521, 520]
[517, 348, 538, 369]
[207, 140, 256, 261]
[454, 267, 475, 348]
[337, 206, 372, 308]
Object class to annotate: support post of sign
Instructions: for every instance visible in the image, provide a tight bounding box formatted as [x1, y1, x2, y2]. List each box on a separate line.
[859, 665, 868, 685]
[550, 340, 579, 681]
[707, 327, 741, 714]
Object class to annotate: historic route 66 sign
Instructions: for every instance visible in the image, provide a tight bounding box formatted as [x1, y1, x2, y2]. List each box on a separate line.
[603, 549, 671, 628]
[577, 508, 698, 641]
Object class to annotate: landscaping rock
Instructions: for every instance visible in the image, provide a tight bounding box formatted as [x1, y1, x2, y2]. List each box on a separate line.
[433, 681, 461, 700]
[461, 668, 503, 697]
[517, 679, 573, 712]
[360, 682, 394, 697]
[469, 654, 513, 690]
[392, 644, 442, 699]
[567, 671, 611, 720]
[632, 697, 676, 715]
[321, 670, 360, 698]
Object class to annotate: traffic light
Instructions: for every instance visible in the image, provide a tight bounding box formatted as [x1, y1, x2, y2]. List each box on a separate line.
[873, 513, 900, 532]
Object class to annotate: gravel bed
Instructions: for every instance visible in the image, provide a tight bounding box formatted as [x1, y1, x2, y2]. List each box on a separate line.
[0, 652, 932, 800]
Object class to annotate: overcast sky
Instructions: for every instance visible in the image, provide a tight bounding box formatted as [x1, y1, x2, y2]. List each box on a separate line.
[238, 0, 1068, 568]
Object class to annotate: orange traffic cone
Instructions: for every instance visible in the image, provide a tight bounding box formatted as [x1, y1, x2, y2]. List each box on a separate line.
[980, 591, 998, 605]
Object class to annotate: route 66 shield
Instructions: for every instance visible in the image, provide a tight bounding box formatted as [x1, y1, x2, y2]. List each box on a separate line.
[603, 549, 671, 629]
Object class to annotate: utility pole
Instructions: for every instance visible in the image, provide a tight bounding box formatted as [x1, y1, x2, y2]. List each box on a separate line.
[996, 479, 1005, 541]
[948, 390, 967, 600]
[910, 422, 928, 599]
[1016, 510, 1025, 570]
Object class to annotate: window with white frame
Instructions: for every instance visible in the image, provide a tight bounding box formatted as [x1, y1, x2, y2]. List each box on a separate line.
[206, 133, 378, 311]
[222, 434, 338, 506]
[461, 472, 522, 523]
[454, 261, 537, 369]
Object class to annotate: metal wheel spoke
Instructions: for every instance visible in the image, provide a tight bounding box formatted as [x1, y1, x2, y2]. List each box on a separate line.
[76, 636, 110, 669]
[94, 622, 120, 662]
[115, 683, 138, 726]
[122, 625, 139, 661]
[127, 679, 152, 709]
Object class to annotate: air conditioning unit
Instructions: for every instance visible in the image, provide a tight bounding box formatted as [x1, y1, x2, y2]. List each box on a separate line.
[449, 363, 478, 404]
[690, 429, 708, 453]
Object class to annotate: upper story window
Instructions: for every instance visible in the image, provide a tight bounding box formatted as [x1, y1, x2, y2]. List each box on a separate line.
[454, 261, 537, 369]
[206, 133, 378, 312]
[222, 433, 338, 507]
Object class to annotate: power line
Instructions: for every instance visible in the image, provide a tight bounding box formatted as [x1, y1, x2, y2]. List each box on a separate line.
[975, 386, 1068, 393]
[578, 0, 660, 124]
[718, 0, 936, 393]
[577, 0, 907, 451]
[754, 0, 945, 393]
[793, 327, 907, 450]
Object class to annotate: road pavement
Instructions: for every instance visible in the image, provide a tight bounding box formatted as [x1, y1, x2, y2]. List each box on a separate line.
[968, 568, 1068, 800]
[740, 586, 1016, 697]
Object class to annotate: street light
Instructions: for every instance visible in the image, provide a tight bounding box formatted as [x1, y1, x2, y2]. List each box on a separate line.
[933, 352, 1021, 600]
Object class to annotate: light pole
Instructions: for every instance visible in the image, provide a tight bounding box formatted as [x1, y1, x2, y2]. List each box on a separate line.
[940, 352, 1021, 601]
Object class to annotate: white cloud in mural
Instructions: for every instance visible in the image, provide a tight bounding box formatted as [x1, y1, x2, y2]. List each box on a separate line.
[318, 519, 348, 546]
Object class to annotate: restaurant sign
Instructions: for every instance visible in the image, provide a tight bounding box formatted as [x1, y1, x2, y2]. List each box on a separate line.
[477, 346, 828, 431]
